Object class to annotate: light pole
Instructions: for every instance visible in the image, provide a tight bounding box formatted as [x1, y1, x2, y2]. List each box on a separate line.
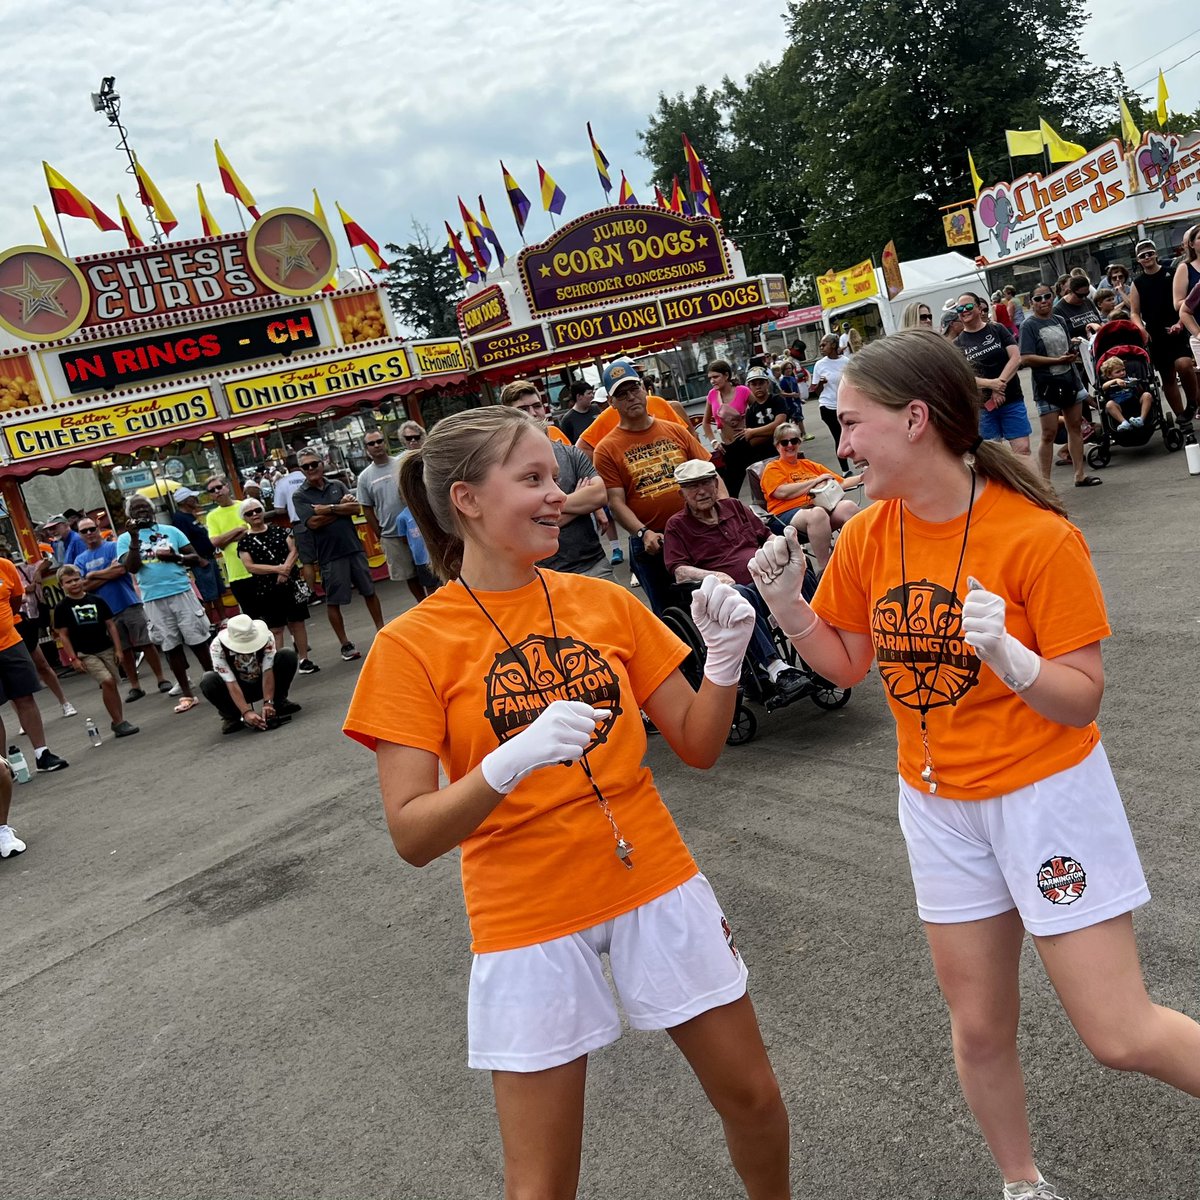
[91, 75, 163, 245]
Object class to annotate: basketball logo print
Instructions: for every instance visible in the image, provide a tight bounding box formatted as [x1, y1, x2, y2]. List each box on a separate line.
[872, 579, 980, 710]
[1037, 855, 1087, 905]
[483, 634, 621, 749]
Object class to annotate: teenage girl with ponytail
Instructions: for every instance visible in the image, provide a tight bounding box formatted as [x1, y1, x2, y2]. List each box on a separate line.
[749, 330, 1200, 1200]
[344, 405, 790, 1199]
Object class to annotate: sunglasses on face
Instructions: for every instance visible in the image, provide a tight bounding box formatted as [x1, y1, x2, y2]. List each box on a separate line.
[403, 434, 423, 443]
[1137, 251, 1156, 259]
[778, 438, 801, 447]
[365, 440, 385, 448]
[300, 462, 322, 471]
[243, 507, 264, 515]
[955, 303, 975, 314]
[78, 526, 98, 533]
[919, 313, 933, 322]
[206, 484, 225, 493]
[1032, 293, 1053, 301]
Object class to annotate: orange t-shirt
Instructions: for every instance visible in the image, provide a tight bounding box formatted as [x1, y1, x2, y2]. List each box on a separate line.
[343, 571, 697, 953]
[812, 481, 1110, 801]
[593, 419, 711, 532]
[546, 423, 572, 446]
[0, 558, 24, 652]
[761, 457, 844, 515]
[578, 394, 686, 452]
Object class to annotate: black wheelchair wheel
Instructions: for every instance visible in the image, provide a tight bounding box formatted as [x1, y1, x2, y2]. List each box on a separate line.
[810, 676, 852, 710]
[1164, 427, 1184, 452]
[726, 704, 758, 745]
[1086, 444, 1110, 469]
[659, 606, 705, 691]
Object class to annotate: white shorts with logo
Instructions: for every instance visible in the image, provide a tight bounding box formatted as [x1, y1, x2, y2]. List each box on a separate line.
[144, 590, 212, 652]
[898, 742, 1149, 936]
[467, 873, 748, 1072]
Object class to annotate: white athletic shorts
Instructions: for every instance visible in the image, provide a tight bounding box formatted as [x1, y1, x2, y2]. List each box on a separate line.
[898, 742, 1150, 936]
[144, 590, 211, 652]
[467, 873, 748, 1072]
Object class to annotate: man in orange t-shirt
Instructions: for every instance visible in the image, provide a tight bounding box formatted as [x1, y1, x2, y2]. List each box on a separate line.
[0, 557, 69, 779]
[593, 358, 715, 611]
[577, 391, 689, 460]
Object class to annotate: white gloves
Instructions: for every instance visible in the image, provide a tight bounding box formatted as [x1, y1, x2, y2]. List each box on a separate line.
[747, 527, 819, 639]
[480, 700, 610, 794]
[961, 577, 1041, 694]
[690, 574, 757, 686]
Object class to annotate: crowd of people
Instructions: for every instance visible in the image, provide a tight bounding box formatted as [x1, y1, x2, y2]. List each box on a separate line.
[901, 231, 1200, 489]
[0, 426, 449, 856]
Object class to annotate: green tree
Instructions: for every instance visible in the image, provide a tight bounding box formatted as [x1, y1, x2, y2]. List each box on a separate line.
[382, 223, 462, 338]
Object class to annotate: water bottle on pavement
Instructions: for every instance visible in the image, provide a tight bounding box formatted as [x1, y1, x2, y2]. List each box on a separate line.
[7, 745, 30, 784]
[86, 719, 102, 749]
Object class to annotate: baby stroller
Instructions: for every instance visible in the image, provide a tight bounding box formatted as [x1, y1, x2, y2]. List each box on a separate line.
[1085, 319, 1183, 469]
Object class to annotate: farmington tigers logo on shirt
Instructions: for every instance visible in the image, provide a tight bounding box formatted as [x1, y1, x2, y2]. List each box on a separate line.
[872, 579, 981, 710]
[483, 634, 622, 749]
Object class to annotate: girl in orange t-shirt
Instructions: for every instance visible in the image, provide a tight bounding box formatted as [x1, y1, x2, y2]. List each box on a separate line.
[749, 331, 1200, 1200]
[343, 406, 790, 1199]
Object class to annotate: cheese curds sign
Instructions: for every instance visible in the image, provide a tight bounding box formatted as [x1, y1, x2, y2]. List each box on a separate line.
[518, 207, 732, 317]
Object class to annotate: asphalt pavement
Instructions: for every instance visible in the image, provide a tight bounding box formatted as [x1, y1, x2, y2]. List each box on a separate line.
[2, 406, 1199, 1200]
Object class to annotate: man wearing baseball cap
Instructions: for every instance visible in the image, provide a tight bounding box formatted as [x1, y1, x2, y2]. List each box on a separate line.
[198, 613, 301, 734]
[43, 515, 85, 567]
[169, 487, 223, 627]
[592, 357, 718, 611]
[663, 460, 808, 701]
[1129, 238, 1198, 441]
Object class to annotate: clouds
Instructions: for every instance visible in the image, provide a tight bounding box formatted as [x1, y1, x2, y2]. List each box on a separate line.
[0, 0, 1190, 266]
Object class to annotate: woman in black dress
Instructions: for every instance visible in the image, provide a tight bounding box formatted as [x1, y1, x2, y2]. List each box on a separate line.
[236, 498, 319, 674]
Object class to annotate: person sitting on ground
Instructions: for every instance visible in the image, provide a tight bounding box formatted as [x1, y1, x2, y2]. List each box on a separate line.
[51, 565, 139, 739]
[236, 497, 319, 674]
[760, 423, 861, 574]
[169, 487, 223, 627]
[663, 459, 808, 701]
[199, 613, 300, 735]
[116, 495, 213, 713]
[1098, 356, 1154, 432]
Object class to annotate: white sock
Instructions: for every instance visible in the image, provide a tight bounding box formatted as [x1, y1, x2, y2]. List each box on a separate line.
[765, 659, 787, 681]
[34, 745, 47, 756]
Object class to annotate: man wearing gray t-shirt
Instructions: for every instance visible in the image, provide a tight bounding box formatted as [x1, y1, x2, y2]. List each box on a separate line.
[357, 432, 424, 601]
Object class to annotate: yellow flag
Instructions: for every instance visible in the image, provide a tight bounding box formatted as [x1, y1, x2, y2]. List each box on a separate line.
[1039, 119, 1086, 163]
[968, 150, 983, 199]
[1157, 70, 1169, 126]
[34, 205, 62, 253]
[1119, 97, 1141, 148]
[312, 189, 330, 229]
[1005, 129, 1043, 157]
[196, 184, 222, 237]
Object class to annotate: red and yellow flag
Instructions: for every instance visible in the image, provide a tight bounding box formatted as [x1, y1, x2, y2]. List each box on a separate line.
[196, 184, 221, 237]
[116, 196, 145, 249]
[133, 160, 177, 235]
[43, 162, 119, 232]
[34, 205, 62, 253]
[213, 140, 260, 218]
[669, 175, 685, 215]
[336, 203, 389, 270]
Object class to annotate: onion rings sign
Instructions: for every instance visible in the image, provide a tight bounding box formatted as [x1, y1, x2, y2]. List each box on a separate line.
[518, 208, 731, 318]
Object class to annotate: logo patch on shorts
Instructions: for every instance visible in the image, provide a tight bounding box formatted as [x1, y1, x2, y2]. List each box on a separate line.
[1037, 854, 1087, 905]
[720, 915, 739, 959]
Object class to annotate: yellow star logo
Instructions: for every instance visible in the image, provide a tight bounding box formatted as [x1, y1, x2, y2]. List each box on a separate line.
[0, 261, 68, 322]
[696, 234, 709, 248]
[538, 264, 551, 278]
[260, 220, 322, 280]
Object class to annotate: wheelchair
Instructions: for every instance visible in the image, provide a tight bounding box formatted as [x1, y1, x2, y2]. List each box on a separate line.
[658, 568, 852, 746]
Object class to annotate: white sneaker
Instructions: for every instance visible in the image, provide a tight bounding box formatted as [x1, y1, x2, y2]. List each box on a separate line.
[1003, 1176, 1067, 1200]
[62, 700, 78, 717]
[168, 680, 192, 697]
[0, 825, 26, 858]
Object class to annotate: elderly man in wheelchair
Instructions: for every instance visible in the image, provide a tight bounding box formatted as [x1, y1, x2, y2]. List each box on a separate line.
[662, 458, 819, 709]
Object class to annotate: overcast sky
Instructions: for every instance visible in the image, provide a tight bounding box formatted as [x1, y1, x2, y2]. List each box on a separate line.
[1, 0, 1195, 264]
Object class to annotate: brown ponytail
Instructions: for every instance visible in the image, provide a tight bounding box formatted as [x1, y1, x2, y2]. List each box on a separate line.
[843, 330, 1067, 517]
[397, 405, 537, 581]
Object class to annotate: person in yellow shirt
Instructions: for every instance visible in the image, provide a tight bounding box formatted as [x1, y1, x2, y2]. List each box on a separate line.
[203, 476, 254, 612]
